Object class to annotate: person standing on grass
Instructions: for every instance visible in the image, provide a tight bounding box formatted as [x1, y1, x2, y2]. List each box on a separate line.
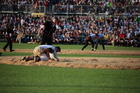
[93, 34, 106, 51]
[81, 34, 96, 51]
[82, 33, 106, 51]
[38, 16, 59, 45]
[3, 24, 14, 52]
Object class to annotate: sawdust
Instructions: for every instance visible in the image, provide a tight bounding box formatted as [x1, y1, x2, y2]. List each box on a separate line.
[0, 49, 140, 70]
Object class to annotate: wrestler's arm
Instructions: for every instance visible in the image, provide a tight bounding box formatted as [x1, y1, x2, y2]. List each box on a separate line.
[48, 53, 59, 62]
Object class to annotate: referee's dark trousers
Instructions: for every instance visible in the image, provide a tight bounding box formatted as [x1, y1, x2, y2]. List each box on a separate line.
[41, 34, 52, 45]
[3, 37, 13, 51]
[95, 39, 105, 50]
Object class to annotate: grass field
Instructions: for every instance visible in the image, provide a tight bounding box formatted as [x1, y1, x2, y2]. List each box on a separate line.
[0, 42, 140, 93]
[0, 42, 140, 58]
[1, 42, 140, 50]
[0, 64, 140, 93]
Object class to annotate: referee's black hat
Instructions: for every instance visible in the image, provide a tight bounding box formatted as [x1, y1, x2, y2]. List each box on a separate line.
[52, 17, 59, 21]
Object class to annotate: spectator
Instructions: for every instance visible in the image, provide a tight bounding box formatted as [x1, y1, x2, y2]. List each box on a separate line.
[0, 0, 140, 47]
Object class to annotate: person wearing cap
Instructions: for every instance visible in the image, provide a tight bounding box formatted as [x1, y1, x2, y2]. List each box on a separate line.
[3, 24, 15, 52]
[39, 16, 59, 45]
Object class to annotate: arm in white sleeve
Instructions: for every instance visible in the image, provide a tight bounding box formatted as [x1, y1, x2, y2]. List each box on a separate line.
[49, 53, 59, 61]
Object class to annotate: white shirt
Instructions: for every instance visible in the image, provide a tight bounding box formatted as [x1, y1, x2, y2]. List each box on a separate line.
[37, 45, 58, 60]
[90, 34, 96, 39]
[6, 32, 12, 36]
[98, 34, 104, 39]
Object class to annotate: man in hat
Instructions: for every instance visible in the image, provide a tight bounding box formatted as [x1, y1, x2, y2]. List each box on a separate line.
[3, 24, 14, 52]
[38, 16, 59, 45]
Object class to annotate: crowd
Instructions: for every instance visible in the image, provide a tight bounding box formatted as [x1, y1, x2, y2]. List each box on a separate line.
[0, 0, 60, 12]
[0, 0, 139, 5]
[54, 0, 140, 15]
[0, 0, 139, 11]
[0, 0, 140, 47]
[0, 0, 139, 17]
[0, 12, 140, 47]
[0, 0, 61, 5]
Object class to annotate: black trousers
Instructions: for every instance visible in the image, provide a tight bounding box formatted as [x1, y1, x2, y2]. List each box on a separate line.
[95, 39, 105, 50]
[82, 39, 94, 50]
[3, 37, 13, 51]
[41, 34, 52, 45]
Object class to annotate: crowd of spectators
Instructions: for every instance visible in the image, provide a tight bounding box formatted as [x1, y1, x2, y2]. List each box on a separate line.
[54, 0, 140, 15]
[0, 0, 139, 5]
[0, 0, 140, 47]
[0, 13, 140, 47]
[0, 0, 61, 6]
[57, 0, 140, 5]
[0, 0, 139, 13]
[0, 0, 59, 12]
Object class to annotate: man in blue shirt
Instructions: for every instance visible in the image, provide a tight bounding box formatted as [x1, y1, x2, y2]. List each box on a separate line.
[94, 34, 106, 51]
[82, 34, 106, 51]
[82, 34, 96, 51]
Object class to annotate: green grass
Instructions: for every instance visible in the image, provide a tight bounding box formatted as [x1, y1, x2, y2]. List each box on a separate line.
[0, 64, 140, 93]
[0, 42, 140, 93]
[1, 52, 140, 58]
[0, 42, 140, 58]
[0, 42, 140, 50]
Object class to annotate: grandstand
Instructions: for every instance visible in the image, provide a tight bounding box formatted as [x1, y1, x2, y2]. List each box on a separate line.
[0, 0, 140, 47]
[0, 0, 140, 17]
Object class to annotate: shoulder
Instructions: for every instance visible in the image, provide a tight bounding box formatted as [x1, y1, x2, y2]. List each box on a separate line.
[99, 34, 104, 36]
[44, 45, 54, 48]
[90, 34, 95, 36]
[44, 21, 51, 25]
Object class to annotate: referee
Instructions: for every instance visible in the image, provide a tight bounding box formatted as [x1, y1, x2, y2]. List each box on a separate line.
[3, 24, 14, 52]
[40, 17, 59, 45]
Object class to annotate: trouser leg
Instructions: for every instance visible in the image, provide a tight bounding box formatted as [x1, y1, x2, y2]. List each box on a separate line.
[41, 35, 52, 45]
[3, 43, 8, 50]
[101, 40, 105, 50]
[82, 40, 89, 50]
[9, 40, 13, 51]
[46, 37, 52, 45]
[41, 35, 46, 45]
[95, 40, 99, 50]
[3, 37, 10, 50]
[89, 39, 94, 49]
